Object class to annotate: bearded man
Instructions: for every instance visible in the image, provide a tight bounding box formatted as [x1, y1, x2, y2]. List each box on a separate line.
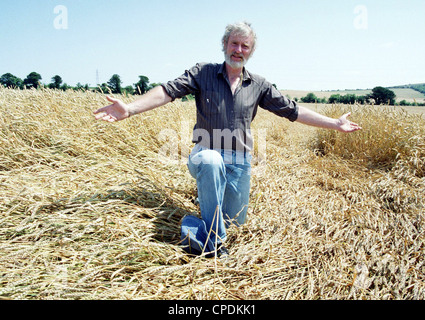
[94, 22, 361, 257]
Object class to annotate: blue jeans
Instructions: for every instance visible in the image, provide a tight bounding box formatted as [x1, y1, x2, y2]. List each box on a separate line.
[187, 147, 252, 246]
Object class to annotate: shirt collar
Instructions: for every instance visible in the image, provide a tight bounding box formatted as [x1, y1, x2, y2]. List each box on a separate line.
[218, 62, 251, 82]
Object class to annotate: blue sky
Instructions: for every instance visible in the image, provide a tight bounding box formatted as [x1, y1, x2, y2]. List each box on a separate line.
[1, 0, 424, 90]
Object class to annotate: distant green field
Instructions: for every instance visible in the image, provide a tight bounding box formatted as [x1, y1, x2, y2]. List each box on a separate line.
[282, 88, 425, 104]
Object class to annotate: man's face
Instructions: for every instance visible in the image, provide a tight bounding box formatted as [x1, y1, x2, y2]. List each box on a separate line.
[224, 32, 255, 69]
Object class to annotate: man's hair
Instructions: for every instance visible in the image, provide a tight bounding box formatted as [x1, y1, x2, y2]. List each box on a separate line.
[222, 21, 257, 53]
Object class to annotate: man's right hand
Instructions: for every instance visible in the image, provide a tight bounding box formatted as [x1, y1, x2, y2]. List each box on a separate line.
[93, 96, 130, 122]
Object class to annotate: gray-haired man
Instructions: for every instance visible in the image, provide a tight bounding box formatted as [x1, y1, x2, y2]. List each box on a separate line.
[94, 22, 361, 257]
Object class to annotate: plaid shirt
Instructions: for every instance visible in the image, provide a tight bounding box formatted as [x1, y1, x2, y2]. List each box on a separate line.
[162, 62, 298, 152]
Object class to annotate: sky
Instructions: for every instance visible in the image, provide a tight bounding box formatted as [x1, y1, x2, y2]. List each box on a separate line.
[1, 0, 424, 91]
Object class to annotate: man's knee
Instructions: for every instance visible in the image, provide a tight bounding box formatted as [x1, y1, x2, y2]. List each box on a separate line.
[188, 149, 226, 180]
[191, 149, 223, 166]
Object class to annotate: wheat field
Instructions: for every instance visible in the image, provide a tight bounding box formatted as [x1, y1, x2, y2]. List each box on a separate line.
[1, 87, 424, 300]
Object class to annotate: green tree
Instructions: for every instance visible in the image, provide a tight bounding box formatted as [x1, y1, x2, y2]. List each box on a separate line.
[107, 74, 122, 94]
[328, 94, 341, 104]
[0, 73, 23, 88]
[123, 85, 135, 95]
[97, 83, 110, 94]
[134, 75, 150, 94]
[340, 94, 356, 104]
[368, 86, 396, 105]
[356, 95, 367, 105]
[23, 72, 42, 89]
[301, 92, 318, 103]
[49, 75, 63, 89]
[60, 83, 71, 91]
[74, 83, 89, 91]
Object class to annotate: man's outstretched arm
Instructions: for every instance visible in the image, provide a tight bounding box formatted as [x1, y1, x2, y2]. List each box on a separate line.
[296, 106, 362, 133]
[93, 85, 172, 122]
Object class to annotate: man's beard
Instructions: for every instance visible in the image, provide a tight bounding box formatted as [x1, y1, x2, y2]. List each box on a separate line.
[225, 52, 248, 69]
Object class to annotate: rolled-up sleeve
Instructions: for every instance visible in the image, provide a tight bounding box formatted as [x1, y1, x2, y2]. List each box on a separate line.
[161, 63, 203, 101]
[259, 83, 299, 122]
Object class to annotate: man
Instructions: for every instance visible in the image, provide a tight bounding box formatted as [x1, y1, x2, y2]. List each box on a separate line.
[94, 22, 361, 257]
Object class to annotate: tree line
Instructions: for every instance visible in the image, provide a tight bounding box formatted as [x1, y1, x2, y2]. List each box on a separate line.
[299, 87, 396, 105]
[298, 87, 425, 106]
[389, 83, 425, 96]
[2, 71, 424, 106]
[0, 72, 160, 95]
